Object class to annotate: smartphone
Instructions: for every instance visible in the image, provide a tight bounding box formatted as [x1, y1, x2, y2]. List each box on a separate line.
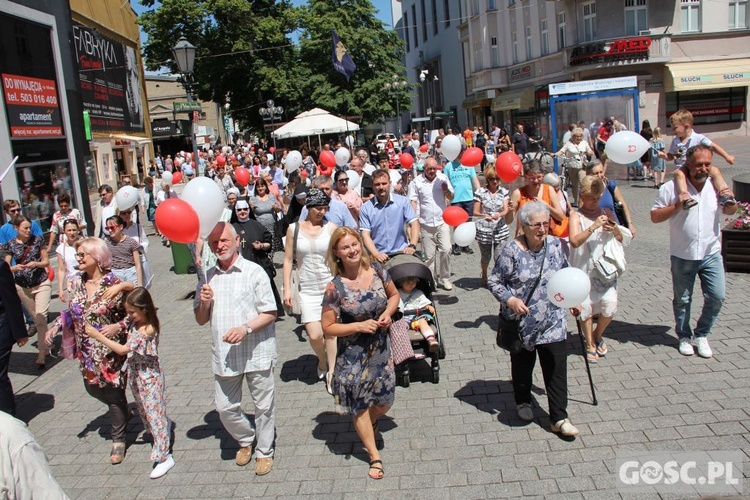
[606, 219, 617, 226]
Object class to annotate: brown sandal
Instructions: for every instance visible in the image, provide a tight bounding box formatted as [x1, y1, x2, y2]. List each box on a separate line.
[368, 459, 384, 479]
[110, 442, 126, 465]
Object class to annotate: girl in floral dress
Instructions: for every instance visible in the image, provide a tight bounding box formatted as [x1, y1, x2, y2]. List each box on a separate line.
[85, 287, 175, 479]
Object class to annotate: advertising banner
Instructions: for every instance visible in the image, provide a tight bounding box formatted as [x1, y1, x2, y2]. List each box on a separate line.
[72, 23, 144, 133]
[2, 73, 63, 138]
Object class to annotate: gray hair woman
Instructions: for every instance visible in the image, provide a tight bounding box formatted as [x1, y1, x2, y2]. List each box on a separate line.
[488, 201, 579, 437]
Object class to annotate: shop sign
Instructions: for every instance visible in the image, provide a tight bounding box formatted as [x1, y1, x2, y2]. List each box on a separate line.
[151, 121, 176, 136]
[2, 73, 63, 137]
[678, 72, 750, 87]
[174, 101, 202, 113]
[72, 23, 145, 133]
[508, 64, 534, 83]
[569, 37, 651, 67]
[549, 76, 638, 96]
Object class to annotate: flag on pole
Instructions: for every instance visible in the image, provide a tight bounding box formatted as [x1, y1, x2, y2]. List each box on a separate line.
[331, 30, 356, 81]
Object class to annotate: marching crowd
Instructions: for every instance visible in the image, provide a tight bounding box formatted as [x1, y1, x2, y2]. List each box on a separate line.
[0, 108, 739, 490]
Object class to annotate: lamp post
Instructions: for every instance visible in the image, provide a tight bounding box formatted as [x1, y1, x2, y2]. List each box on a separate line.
[384, 74, 408, 139]
[259, 100, 284, 153]
[171, 37, 200, 170]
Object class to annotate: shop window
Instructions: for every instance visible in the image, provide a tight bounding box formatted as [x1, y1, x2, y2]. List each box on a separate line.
[558, 12, 567, 49]
[666, 87, 747, 126]
[625, 0, 648, 35]
[582, 2, 597, 42]
[541, 19, 549, 55]
[729, 0, 748, 29]
[15, 162, 72, 232]
[681, 0, 701, 32]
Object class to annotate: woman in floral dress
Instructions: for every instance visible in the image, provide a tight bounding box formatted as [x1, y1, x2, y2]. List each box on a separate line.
[321, 227, 400, 480]
[45, 237, 134, 464]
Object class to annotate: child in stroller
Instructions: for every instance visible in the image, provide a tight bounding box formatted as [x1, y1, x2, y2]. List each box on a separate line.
[396, 277, 439, 352]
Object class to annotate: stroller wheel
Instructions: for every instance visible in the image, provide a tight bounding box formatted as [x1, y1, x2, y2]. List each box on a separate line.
[431, 367, 439, 384]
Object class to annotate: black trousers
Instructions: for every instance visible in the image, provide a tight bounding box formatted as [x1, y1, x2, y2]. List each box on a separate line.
[0, 313, 15, 416]
[84, 382, 129, 442]
[510, 339, 568, 423]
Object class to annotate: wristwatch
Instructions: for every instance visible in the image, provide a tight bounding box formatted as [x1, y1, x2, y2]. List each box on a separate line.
[245, 325, 253, 335]
[407, 243, 417, 249]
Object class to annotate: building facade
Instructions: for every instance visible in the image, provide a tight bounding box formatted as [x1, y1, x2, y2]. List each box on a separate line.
[459, 0, 749, 146]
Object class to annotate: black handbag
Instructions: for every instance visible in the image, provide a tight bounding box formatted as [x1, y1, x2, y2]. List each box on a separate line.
[496, 238, 547, 354]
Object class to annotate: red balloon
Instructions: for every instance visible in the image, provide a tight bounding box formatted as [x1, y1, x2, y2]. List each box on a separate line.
[300, 170, 309, 178]
[269, 147, 276, 153]
[443, 206, 469, 227]
[462, 147, 484, 167]
[172, 171, 183, 184]
[419, 144, 429, 153]
[235, 167, 251, 187]
[190, 161, 196, 168]
[319, 150, 336, 169]
[47, 266, 54, 282]
[399, 153, 414, 170]
[497, 152, 523, 183]
[155, 199, 200, 244]
[217, 155, 227, 166]
[318, 164, 333, 177]
[174, 158, 182, 168]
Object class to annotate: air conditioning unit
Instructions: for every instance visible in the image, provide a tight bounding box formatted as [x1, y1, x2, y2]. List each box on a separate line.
[639, 30, 652, 35]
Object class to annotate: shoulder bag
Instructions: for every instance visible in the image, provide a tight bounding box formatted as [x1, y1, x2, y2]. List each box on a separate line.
[607, 182, 629, 229]
[496, 238, 546, 354]
[282, 222, 302, 316]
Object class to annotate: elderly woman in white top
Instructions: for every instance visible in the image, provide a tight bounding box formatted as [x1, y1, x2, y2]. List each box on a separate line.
[568, 176, 631, 364]
[555, 127, 593, 206]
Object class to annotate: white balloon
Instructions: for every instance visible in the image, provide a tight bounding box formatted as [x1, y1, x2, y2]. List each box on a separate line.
[286, 150, 303, 173]
[161, 171, 173, 186]
[604, 131, 650, 165]
[346, 169, 361, 190]
[181, 177, 226, 238]
[335, 147, 351, 167]
[441, 135, 462, 162]
[222, 146, 232, 155]
[485, 154, 496, 164]
[546, 267, 591, 309]
[453, 221, 476, 247]
[115, 186, 139, 210]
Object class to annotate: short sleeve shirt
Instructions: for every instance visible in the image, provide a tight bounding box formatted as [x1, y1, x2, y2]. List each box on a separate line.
[359, 194, 417, 254]
[443, 161, 477, 203]
[668, 132, 712, 168]
[106, 235, 140, 269]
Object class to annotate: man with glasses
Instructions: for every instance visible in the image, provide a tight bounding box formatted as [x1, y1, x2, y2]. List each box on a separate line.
[408, 157, 454, 290]
[298, 176, 357, 229]
[348, 158, 374, 202]
[93, 185, 118, 238]
[0, 201, 43, 245]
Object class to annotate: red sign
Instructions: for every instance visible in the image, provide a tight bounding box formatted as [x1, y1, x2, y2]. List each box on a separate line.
[569, 37, 651, 66]
[2, 73, 63, 137]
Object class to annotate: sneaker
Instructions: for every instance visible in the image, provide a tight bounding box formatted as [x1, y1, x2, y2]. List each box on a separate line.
[462, 246, 474, 255]
[150, 455, 175, 479]
[695, 337, 712, 358]
[678, 337, 694, 356]
[682, 199, 698, 210]
[236, 446, 253, 466]
[451, 246, 461, 256]
[551, 418, 579, 436]
[255, 457, 273, 476]
[440, 279, 453, 291]
[517, 403, 534, 422]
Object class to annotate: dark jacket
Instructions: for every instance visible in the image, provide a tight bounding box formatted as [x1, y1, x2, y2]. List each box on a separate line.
[0, 261, 26, 347]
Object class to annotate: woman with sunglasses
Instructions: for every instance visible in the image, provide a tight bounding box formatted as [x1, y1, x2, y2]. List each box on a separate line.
[331, 170, 362, 224]
[473, 165, 511, 287]
[56, 219, 83, 303]
[45, 238, 134, 464]
[46, 193, 86, 254]
[488, 201, 579, 437]
[120, 207, 152, 289]
[104, 215, 143, 286]
[3, 215, 51, 367]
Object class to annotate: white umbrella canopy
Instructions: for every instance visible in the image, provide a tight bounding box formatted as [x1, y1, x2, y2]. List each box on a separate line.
[271, 107, 359, 139]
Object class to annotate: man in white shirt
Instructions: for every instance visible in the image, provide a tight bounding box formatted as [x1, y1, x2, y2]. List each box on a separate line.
[93, 184, 118, 238]
[650, 146, 735, 359]
[356, 149, 377, 175]
[408, 156, 454, 290]
[194, 222, 278, 475]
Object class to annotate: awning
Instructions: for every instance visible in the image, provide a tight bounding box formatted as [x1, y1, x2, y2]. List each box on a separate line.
[108, 133, 153, 144]
[664, 59, 750, 92]
[461, 97, 492, 109]
[491, 87, 535, 111]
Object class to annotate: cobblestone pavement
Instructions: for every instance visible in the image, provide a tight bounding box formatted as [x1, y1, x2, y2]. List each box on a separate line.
[9, 137, 750, 499]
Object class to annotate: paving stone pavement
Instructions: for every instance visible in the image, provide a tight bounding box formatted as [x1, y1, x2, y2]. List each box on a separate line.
[9, 136, 750, 499]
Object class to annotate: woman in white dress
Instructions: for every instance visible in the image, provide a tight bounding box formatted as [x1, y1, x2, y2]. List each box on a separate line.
[555, 127, 593, 206]
[283, 188, 338, 393]
[55, 219, 82, 303]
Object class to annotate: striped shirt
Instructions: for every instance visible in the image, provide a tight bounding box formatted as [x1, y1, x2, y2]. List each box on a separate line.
[194, 256, 277, 376]
[106, 235, 139, 270]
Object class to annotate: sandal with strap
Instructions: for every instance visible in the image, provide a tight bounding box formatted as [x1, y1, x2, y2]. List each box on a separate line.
[586, 350, 599, 364]
[596, 341, 608, 357]
[368, 459, 384, 479]
[110, 442, 126, 465]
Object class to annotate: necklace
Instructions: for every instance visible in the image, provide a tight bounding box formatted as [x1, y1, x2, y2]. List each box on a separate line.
[343, 266, 364, 284]
[578, 205, 600, 217]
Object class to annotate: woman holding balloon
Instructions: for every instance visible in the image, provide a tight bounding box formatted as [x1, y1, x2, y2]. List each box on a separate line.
[488, 201, 579, 437]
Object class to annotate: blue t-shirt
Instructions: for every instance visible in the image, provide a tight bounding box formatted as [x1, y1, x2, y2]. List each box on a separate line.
[443, 161, 477, 203]
[359, 194, 417, 254]
[599, 180, 619, 224]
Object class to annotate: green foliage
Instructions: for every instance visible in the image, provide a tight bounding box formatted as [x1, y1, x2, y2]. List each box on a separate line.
[137, 0, 408, 133]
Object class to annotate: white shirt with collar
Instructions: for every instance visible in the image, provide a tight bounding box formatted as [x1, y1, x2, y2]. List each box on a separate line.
[194, 256, 277, 376]
[408, 172, 454, 227]
[652, 178, 722, 260]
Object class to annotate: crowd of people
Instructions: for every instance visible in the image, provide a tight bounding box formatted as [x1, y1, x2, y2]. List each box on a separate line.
[0, 107, 740, 485]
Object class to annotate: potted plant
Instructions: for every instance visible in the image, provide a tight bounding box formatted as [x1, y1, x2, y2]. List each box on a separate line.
[722, 201, 750, 273]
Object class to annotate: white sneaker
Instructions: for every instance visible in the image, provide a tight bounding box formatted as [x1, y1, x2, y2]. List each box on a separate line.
[150, 455, 175, 479]
[551, 419, 580, 436]
[441, 279, 453, 291]
[695, 337, 712, 358]
[678, 337, 694, 356]
[517, 403, 534, 422]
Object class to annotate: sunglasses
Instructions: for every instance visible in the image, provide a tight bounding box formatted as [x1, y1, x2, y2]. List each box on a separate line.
[9, 207, 21, 213]
[486, 177, 499, 182]
[337, 178, 349, 183]
[75, 252, 87, 260]
[106, 225, 120, 230]
[236, 208, 249, 212]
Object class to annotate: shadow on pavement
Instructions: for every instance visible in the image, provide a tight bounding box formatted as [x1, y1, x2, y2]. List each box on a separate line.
[454, 379, 546, 426]
[454, 314, 497, 330]
[186, 410, 246, 461]
[279, 354, 323, 385]
[75, 403, 145, 444]
[310, 411, 396, 464]
[451, 276, 484, 292]
[9, 350, 63, 375]
[605, 320, 673, 348]
[16, 392, 55, 423]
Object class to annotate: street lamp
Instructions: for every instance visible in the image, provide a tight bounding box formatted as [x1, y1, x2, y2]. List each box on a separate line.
[384, 74, 408, 138]
[420, 70, 439, 133]
[171, 37, 200, 169]
[259, 100, 284, 153]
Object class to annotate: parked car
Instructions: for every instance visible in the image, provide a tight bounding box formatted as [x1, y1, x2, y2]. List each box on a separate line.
[375, 133, 397, 150]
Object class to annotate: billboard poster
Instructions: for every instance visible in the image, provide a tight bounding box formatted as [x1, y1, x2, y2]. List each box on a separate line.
[72, 22, 144, 133]
[2, 73, 63, 138]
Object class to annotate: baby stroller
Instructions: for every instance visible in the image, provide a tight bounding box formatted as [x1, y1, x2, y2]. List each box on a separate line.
[385, 253, 446, 386]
